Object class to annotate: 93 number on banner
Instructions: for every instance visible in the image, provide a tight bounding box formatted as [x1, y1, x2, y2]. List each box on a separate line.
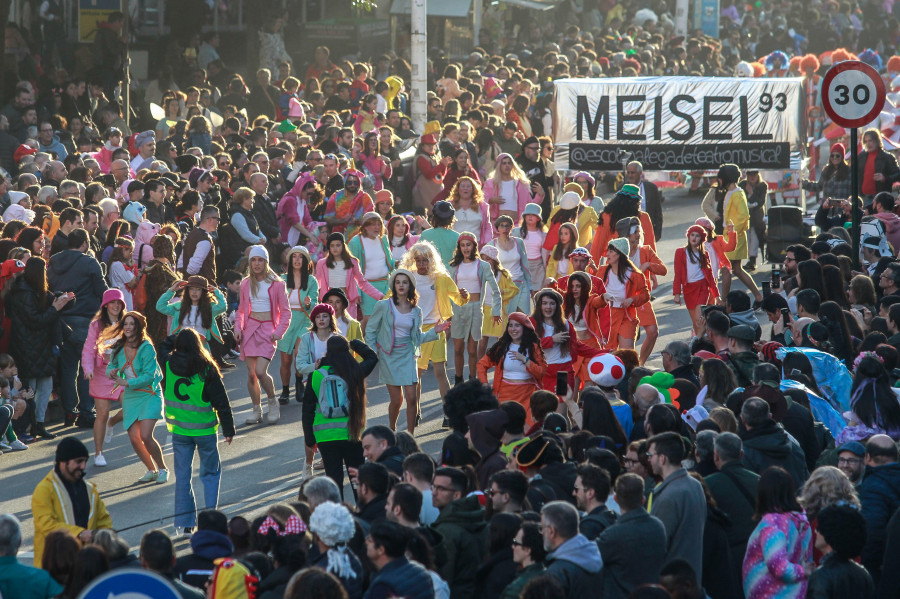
[759, 92, 787, 112]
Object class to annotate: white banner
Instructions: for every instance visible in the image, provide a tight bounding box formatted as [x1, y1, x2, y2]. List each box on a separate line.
[552, 77, 806, 172]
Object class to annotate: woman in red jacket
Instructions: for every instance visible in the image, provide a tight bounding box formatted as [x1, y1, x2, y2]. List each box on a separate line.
[599, 237, 650, 350]
[477, 312, 546, 424]
[673, 224, 720, 336]
[617, 216, 667, 365]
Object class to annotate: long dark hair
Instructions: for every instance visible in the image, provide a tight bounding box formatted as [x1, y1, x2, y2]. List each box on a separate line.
[324, 335, 367, 440]
[701, 359, 737, 405]
[531, 290, 568, 358]
[551, 207, 578, 225]
[177, 285, 214, 330]
[486, 319, 540, 364]
[685, 233, 708, 266]
[602, 192, 640, 232]
[91, 298, 124, 329]
[552, 223, 578, 261]
[606, 245, 640, 286]
[23, 257, 49, 309]
[818, 301, 854, 364]
[821, 156, 850, 182]
[782, 352, 826, 398]
[755, 466, 802, 520]
[104, 219, 131, 249]
[391, 272, 418, 307]
[797, 259, 826, 298]
[99, 312, 151, 359]
[564, 271, 591, 321]
[286, 250, 312, 291]
[325, 238, 354, 269]
[449, 235, 479, 267]
[581, 387, 628, 449]
[171, 328, 220, 378]
[821, 265, 848, 308]
[850, 355, 900, 435]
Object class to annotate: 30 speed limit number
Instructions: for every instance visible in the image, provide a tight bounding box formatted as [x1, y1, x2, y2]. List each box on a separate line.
[822, 60, 886, 129]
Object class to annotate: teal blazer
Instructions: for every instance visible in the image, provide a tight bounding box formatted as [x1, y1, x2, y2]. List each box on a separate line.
[365, 298, 440, 357]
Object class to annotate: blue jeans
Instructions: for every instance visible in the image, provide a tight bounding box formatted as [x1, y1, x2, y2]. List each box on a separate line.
[59, 316, 93, 416]
[173, 433, 221, 528]
[26, 377, 53, 423]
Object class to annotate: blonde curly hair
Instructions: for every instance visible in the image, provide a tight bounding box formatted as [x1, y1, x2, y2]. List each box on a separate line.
[398, 240, 448, 278]
[798, 466, 860, 521]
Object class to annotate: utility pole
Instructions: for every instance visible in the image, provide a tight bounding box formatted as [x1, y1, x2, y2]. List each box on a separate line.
[410, 0, 427, 133]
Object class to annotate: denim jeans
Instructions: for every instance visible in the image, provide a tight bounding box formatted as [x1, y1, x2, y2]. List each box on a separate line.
[172, 433, 221, 528]
[59, 316, 93, 416]
[26, 377, 53, 423]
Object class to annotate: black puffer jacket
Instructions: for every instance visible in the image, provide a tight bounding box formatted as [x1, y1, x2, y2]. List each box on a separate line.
[8, 278, 63, 379]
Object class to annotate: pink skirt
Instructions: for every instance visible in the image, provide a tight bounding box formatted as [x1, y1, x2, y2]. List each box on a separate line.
[240, 317, 277, 361]
[89, 357, 122, 401]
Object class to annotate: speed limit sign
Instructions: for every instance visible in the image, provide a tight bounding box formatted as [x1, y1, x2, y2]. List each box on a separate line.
[822, 60, 886, 128]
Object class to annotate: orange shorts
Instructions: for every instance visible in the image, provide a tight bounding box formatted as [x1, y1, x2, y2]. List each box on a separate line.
[606, 307, 638, 349]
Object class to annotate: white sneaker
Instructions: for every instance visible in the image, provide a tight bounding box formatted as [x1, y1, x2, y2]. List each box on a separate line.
[0, 442, 10, 451]
[137, 470, 158, 483]
[302, 463, 314, 478]
[104, 421, 115, 444]
[93, 453, 107, 466]
[9, 440, 28, 451]
[266, 398, 280, 424]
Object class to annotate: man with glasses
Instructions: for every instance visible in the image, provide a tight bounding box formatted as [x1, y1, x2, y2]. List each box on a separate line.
[179, 205, 221, 284]
[574, 464, 616, 541]
[779, 244, 810, 295]
[431, 466, 487, 599]
[323, 168, 372, 237]
[836, 441, 866, 484]
[37, 121, 67, 160]
[487, 470, 528, 515]
[109, 159, 130, 185]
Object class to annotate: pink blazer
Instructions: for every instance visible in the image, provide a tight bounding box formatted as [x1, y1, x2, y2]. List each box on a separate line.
[314, 257, 385, 306]
[234, 277, 292, 339]
[276, 186, 313, 241]
[483, 178, 532, 220]
[81, 319, 121, 401]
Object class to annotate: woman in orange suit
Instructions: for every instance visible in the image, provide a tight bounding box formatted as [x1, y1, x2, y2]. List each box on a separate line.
[477, 311, 546, 424]
[616, 216, 666, 365]
[598, 237, 650, 350]
[563, 271, 609, 388]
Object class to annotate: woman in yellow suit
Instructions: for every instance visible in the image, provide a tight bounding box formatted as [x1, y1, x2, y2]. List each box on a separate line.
[702, 164, 763, 304]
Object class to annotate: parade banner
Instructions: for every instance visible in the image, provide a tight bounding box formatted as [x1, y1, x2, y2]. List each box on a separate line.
[552, 77, 806, 172]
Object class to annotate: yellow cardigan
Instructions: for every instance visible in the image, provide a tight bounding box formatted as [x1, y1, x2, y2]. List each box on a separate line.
[385, 272, 468, 320]
[547, 204, 599, 247]
[723, 187, 750, 260]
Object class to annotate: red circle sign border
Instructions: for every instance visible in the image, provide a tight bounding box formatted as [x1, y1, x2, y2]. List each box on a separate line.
[821, 60, 887, 129]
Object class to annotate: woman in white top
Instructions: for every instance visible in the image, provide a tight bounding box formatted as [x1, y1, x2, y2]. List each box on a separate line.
[514, 203, 547, 292]
[347, 212, 394, 332]
[483, 153, 540, 221]
[490, 215, 533, 314]
[107, 237, 140, 311]
[234, 245, 291, 426]
[448, 176, 493, 247]
[544, 222, 578, 286]
[314, 232, 385, 320]
[448, 233, 503, 386]
[387, 215, 420, 262]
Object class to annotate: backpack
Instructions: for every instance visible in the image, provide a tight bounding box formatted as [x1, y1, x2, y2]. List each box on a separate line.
[316, 366, 350, 418]
[132, 274, 149, 312]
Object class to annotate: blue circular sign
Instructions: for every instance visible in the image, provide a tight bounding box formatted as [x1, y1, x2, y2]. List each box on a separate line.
[78, 569, 181, 599]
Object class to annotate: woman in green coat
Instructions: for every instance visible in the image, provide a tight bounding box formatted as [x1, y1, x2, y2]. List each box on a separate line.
[105, 311, 168, 484]
[276, 246, 319, 405]
[154, 275, 227, 349]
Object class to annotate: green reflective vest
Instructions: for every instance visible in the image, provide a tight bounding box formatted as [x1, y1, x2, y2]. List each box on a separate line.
[311, 366, 350, 443]
[164, 364, 218, 436]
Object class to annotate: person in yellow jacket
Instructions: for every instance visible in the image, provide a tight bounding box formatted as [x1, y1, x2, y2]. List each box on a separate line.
[31, 438, 112, 567]
[701, 163, 763, 303]
[397, 240, 469, 426]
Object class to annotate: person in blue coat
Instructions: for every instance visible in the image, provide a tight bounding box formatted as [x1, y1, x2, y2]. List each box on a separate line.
[366, 269, 449, 434]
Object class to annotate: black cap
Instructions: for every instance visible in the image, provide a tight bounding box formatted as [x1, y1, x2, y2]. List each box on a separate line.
[727, 325, 756, 341]
[321, 287, 349, 308]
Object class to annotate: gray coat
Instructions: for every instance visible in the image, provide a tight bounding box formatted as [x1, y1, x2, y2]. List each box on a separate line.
[649, 468, 707, 580]
[597, 508, 668, 599]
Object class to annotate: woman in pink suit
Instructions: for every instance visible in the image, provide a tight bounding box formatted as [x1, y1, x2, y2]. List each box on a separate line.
[482, 153, 542, 221]
[314, 232, 385, 320]
[234, 245, 292, 426]
[83, 289, 127, 466]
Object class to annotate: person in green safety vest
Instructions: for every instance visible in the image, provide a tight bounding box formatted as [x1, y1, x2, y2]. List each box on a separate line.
[161, 328, 235, 536]
[301, 333, 378, 500]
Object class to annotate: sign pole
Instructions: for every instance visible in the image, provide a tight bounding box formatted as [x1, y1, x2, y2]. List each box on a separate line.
[819, 60, 885, 271]
[850, 127, 860, 269]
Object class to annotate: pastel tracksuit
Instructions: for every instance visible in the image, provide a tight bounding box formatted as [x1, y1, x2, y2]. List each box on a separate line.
[155, 287, 228, 347]
[314, 256, 384, 319]
[477, 341, 546, 424]
[233, 278, 291, 360]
